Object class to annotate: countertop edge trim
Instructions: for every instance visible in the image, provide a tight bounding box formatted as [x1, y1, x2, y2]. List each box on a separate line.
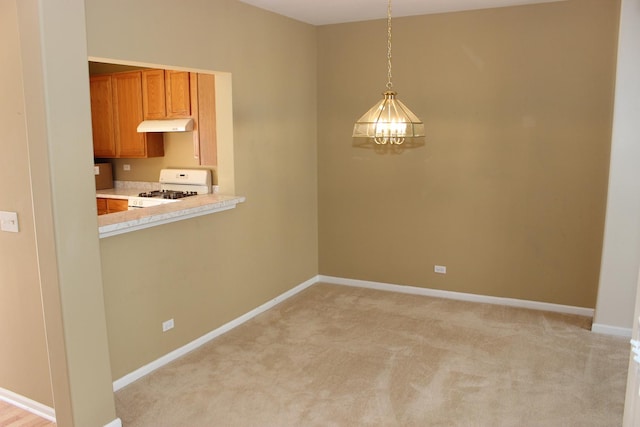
[98, 197, 244, 239]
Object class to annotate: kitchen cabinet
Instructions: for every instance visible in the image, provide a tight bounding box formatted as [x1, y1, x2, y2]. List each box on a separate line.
[90, 67, 216, 163]
[141, 69, 166, 119]
[194, 73, 217, 166]
[141, 69, 217, 165]
[142, 69, 192, 119]
[113, 72, 164, 158]
[166, 71, 192, 117]
[90, 71, 164, 159]
[89, 75, 117, 157]
[96, 197, 128, 215]
[96, 198, 107, 215]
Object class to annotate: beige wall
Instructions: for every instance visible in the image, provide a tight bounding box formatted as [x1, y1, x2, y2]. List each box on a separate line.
[110, 132, 201, 182]
[318, 0, 619, 308]
[2, 0, 626, 423]
[0, 0, 53, 407]
[3, 0, 119, 425]
[84, 0, 319, 378]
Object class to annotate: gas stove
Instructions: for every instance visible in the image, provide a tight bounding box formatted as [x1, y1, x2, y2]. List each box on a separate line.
[128, 169, 212, 209]
[137, 190, 199, 199]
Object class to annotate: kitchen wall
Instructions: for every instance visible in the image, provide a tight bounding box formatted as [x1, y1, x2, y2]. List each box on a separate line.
[0, 0, 53, 408]
[84, 0, 319, 378]
[109, 132, 201, 182]
[317, 0, 619, 308]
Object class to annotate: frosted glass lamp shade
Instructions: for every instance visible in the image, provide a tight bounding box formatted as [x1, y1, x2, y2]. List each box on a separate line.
[353, 91, 425, 145]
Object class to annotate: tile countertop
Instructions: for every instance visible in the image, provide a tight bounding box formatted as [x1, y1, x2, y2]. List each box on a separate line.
[97, 193, 246, 239]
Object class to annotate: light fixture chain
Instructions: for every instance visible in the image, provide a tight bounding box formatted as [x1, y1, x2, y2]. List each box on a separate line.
[352, 0, 425, 145]
[386, 0, 393, 90]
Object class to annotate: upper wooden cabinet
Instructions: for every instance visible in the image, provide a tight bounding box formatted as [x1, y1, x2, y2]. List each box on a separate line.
[90, 71, 164, 159]
[90, 66, 216, 164]
[112, 72, 164, 158]
[195, 73, 217, 166]
[141, 70, 217, 166]
[141, 69, 166, 119]
[166, 71, 192, 117]
[142, 69, 192, 119]
[89, 75, 117, 157]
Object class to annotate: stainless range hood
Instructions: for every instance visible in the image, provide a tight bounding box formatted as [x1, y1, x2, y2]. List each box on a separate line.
[137, 118, 194, 133]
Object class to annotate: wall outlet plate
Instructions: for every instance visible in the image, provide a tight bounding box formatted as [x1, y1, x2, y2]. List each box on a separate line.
[434, 265, 447, 274]
[162, 318, 174, 332]
[0, 211, 19, 233]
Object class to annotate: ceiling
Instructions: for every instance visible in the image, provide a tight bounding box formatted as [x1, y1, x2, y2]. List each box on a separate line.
[238, 0, 566, 25]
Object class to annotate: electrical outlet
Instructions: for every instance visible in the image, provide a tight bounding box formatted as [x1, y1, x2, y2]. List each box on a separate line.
[162, 318, 174, 332]
[0, 211, 19, 233]
[123, 164, 131, 171]
[434, 265, 447, 274]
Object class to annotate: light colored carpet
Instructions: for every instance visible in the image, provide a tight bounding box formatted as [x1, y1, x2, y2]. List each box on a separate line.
[115, 283, 629, 426]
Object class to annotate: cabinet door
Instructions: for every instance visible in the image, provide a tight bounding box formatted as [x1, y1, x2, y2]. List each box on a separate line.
[112, 72, 148, 158]
[197, 73, 217, 166]
[96, 198, 108, 215]
[165, 71, 191, 118]
[107, 199, 129, 213]
[142, 69, 167, 119]
[89, 75, 117, 158]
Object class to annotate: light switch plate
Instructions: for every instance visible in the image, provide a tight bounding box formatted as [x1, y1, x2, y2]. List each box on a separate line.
[0, 211, 19, 233]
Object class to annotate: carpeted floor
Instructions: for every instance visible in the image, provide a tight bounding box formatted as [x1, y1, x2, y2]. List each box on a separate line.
[115, 283, 629, 426]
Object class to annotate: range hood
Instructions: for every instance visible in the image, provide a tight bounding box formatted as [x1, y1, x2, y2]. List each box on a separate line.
[137, 118, 194, 133]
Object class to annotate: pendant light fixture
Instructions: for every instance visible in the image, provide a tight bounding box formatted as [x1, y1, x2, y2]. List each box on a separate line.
[353, 0, 425, 145]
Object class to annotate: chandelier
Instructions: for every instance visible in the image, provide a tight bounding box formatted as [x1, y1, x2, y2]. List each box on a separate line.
[352, 0, 425, 145]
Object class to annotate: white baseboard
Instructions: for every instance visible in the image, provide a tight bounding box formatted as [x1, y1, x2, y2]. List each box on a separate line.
[318, 275, 596, 317]
[113, 275, 318, 391]
[0, 387, 55, 422]
[114, 274, 627, 391]
[591, 323, 632, 338]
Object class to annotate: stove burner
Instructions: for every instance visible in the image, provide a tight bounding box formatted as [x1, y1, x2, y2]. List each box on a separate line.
[138, 190, 198, 200]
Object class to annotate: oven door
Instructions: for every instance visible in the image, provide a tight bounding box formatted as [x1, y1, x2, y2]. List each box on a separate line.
[128, 197, 180, 209]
